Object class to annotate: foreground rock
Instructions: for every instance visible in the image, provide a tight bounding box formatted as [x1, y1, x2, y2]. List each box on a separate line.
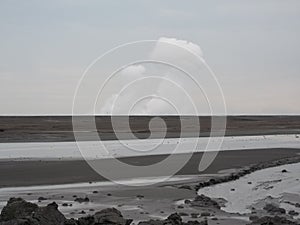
[247, 216, 299, 225]
[263, 203, 286, 214]
[0, 198, 209, 225]
[0, 198, 66, 225]
[0, 198, 38, 221]
[66, 208, 133, 225]
[190, 195, 220, 209]
[0, 198, 132, 225]
[138, 213, 207, 225]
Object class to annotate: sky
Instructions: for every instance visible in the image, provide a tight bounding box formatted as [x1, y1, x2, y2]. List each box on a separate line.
[0, 0, 300, 115]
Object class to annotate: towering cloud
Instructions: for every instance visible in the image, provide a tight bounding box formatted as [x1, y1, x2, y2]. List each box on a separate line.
[97, 37, 220, 115]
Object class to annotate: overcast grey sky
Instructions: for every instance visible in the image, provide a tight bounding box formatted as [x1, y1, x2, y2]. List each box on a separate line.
[0, 0, 300, 115]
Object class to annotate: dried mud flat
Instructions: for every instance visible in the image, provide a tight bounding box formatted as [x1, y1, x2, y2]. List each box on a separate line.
[1, 149, 300, 225]
[0, 116, 300, 224]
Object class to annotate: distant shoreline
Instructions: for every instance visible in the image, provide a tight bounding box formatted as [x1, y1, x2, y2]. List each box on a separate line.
[0, 115, 300, 143]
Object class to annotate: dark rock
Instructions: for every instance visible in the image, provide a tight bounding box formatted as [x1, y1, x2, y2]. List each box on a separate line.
[77, 215, 95, 225]
[209, 179, 217, 185]
[138, 219, 163, 225]
[64, 218, 78, 225]
[138, 213, 206, 225]
[186, 221, 207, 225]
[92, 191, 98, 194]
[179, 185, 192, 190]
[37, 197, 47, 201]
[167, 213, 182, 224]
[229, 174, 239, 180]
[93, 208, 132, 225]
[247, 216, 298, 225]
[0, 198, 66, 225]
[0, 198, 38, 221]
[288, 210, 299, 216]
[177, 205, 184, 209]
[263, 204, 286, 214]
[249, 215, 259, 221]
[74, 197, 89, 203]
[62, 203, 69, 207]
[184, 200, 191, 204]
[190, 213, 199, 218]
[31, 202, 66, 225]
[0, 218, 39, 225]
[282, 169, 288, 173]
[191, 195, 220, 209]
[200, 212, 210, 217]
[136, 195, 144, 199]
[0, 198, 211, 225]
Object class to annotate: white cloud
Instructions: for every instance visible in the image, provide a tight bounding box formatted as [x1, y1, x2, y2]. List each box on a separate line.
[157, 37, 203, 57]
[97, 37, 211, 115]
[120, 65, 146, 77]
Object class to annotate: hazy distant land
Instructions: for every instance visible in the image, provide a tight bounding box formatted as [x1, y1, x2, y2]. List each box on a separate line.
[0, 115, 300, 142]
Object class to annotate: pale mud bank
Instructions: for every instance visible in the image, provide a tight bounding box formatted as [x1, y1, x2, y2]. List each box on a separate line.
[198, 162, 300, 217]
[195, 162, 300, 225]
[0, 134, 299, 160]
